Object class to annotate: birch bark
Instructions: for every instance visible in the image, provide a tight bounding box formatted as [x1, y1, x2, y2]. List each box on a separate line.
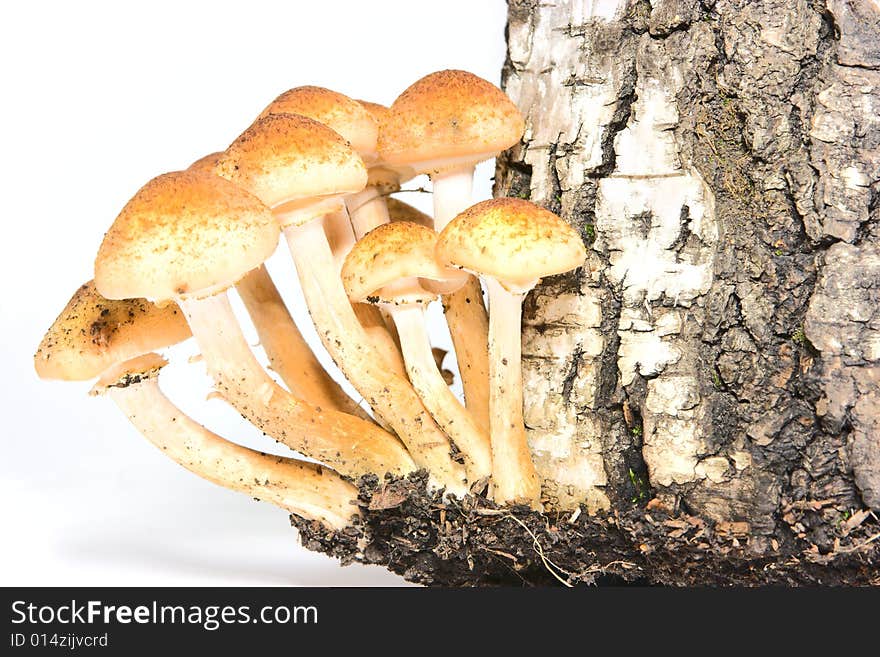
[497, 0, 880, 541]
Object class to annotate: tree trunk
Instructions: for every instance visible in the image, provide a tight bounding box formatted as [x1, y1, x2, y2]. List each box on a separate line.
[501, 0, 880, 560]
[295, 0, 880, 585]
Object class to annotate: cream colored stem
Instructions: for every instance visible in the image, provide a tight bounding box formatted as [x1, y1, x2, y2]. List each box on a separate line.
[432, 169, 491, 434]
[390, 303, 492, 483]
[322, 209, 357, 273]
[178, 292, 414, 479]
[441, 279, 491, 433]
[346, 187, 390, 239]
[345, 188, 405, 362]
[486, 277, 541, 507]
[431, 168, 474, 230]
[108, 375, 360, 529]
[352, 302, 407, 379]
[284, 220, 467, 495]
[326, 197, 406, 377]
[236, 265, 372, 422]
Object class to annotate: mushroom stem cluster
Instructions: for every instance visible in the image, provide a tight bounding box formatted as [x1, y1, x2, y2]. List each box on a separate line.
[36, 71, 585, 536]
[235, 264, 371, 421]
[108, 367, 359, 530]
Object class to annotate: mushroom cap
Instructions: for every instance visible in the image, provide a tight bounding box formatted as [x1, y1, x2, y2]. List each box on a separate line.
[215, 113, 367, 213]
[386, 197, 434, 229]
[94, 170, 279, 302]
[259, 86, 378, 160]
[188, 151, 223, 174]
[356, 99, 415, 189]
[436, 197, 586, 291]
[342, 221, 466, 305]
[379, 70, 524, 174]
[355, 99, 391, 127]
[34, 281, 190, 381]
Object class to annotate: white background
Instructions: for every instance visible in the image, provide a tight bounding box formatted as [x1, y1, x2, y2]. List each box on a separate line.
[1, 0, 508, 586]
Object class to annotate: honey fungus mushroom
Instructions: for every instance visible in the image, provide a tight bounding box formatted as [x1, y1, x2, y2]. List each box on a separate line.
[186, 153, 371, 422]
[94, 169, 414, 480]
[213, 114, 466, 495]
[343, 221, 491, 484]
[380, 70, 525, 434]
[34, 282, 360, 529]
[253, 88, 406, 376]
[437, 198, 587, 507]
[258, 85, 380, 268]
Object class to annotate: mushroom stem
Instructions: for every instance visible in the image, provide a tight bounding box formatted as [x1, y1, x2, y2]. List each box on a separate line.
[431, 168, 474, 229]
[236, 264, 372, 422]
[431, 168, 491, 434]
[485, 276, 542, 507]
[177, 291, 414, 479]
[352, 302, 407, 379]
[282, 219, 467, 495]
[322, 209, 357, 273]
[323, 203, 405, 376]
[346, 186, 391, 239]
[107, 373, 360, 530]
[389, 303, 492, 483]
[440, 277, 491, 431]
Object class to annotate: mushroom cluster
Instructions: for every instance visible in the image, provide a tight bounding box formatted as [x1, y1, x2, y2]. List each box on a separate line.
[34, 70, 586, 532]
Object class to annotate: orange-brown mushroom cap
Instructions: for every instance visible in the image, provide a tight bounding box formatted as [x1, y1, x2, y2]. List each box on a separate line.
[215, 113, 367, 215]
[356, 99, 391, 127]
[355, 99, 415, 190]
[94, 170, 279, 302]
[379, 70, 524, 174]
[436, 197, 587, 292]
[259, 86, 378, 161]
[342, 221, 466, 305]
[34, 281, 191, 382]
[188, 151, 223, 174]
[386, 197, 434, 229]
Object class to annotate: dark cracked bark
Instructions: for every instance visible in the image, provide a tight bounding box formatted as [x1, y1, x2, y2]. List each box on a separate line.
[496, 0, 880, 549]
[296, 0, 880, 585]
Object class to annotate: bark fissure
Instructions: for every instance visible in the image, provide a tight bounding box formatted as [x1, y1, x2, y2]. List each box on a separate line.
[296, 0, 880, 583]
[501, 0, 880, 540]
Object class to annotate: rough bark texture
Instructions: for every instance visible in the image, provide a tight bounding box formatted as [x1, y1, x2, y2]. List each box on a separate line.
[498, 0, 880, 543]
[297, 0, 880, 585]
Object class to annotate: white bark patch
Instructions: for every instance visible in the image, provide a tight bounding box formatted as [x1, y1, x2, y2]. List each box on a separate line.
[806, 243, 880, 508]
[594, 64, 718, 489]
[506, 0, 627, 199]
[522, 286, 610, 511]
[509, 1, 629, 512]
[808, 66, 880, 242]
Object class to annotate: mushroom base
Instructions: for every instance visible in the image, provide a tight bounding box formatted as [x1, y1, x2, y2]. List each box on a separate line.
[293, 472, 880, 586]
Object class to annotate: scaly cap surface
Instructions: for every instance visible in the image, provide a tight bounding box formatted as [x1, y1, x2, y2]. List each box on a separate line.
[215, 113, 367, 212]
[260, 86, 378, 160]
[343, 221, 465, 304]
[35, 281, 190, 381]
[386, 197, 434, 229]
[379, 70, 524, 174]
[436, 197, 586, 292]
[94, 170, 278, 301]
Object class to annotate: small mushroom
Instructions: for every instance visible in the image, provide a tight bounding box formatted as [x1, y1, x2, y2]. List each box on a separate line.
[343, 221, 492, 483]
[35, 282, 360, 529]
[214, 114, 467, 495]
[254, 92, 404, 375]
[436, 198, 587, 507]
[379, 70, 525, 434]
[258, 86, 379, 269]
[187, 153, 371, 422]
[94, 169, 414, 480]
